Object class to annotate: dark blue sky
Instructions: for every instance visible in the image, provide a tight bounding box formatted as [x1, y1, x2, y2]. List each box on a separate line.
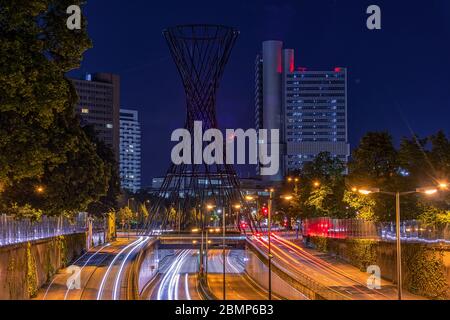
[70, 0, 450, 186]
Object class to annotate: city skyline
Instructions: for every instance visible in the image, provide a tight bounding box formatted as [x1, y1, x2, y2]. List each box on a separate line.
[1, 1, 450, 305]
[67, 0, 450, 186]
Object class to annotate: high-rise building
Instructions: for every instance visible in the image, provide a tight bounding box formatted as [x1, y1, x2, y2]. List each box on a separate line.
[119, 109, 141, 193]
[71, 73, 121, 163]
[255, 41, 350, 181]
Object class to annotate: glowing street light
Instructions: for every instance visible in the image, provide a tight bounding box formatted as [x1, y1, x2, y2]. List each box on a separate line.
[438, 181, 448, 190]
[356, 185, 445, 300]
[313, 181, 320, 188]
[245, 195, 255, 201]
[35, 185, 45, 194]
[281, 194, 294, 201]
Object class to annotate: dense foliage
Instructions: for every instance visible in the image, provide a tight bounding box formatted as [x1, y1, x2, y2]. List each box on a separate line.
[278, 131, 450, 224]
[0, 1, 118, 217]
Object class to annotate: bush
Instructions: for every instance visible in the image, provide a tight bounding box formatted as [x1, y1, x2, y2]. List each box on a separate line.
[403, 244, 448, 299]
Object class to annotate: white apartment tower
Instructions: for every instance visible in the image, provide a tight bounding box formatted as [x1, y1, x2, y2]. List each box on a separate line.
[255, 41, 350, 181]
[119, 109, 141, 193]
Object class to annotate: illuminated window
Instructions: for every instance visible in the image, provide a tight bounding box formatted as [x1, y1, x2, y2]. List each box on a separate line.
[81, 108, 89, 114]
[106, 124, 113, 129]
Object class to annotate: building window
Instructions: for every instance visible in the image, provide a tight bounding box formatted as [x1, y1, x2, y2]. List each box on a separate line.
[106, 124, 113, 129]
[81, 108, 89, 114]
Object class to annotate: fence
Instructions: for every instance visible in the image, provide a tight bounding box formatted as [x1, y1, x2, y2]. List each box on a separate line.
[0, 213, 87, 247]
[302, 217, 450, 244]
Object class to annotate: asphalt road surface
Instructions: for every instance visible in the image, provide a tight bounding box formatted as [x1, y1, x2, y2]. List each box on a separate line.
[251, 234, 421, 300]
[36, 237, 149, 300]
[143, 249, 274, 300]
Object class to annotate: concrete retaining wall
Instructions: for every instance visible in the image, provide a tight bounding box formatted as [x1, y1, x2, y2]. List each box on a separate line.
[245, 248, 308, 300]
[127, 239, 159, 299]
[0, 233, 86, 300]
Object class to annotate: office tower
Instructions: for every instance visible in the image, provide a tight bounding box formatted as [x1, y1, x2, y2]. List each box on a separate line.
[255, 41, 350, 181]
[71, 73, 121, 163]
[119, 109, 141, 194]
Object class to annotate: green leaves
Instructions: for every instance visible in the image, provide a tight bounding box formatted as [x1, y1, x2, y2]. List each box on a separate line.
[1, 1, 113, 218]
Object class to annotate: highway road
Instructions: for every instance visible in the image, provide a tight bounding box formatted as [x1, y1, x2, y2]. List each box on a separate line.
[142, 249, 203, 300]
[206, 250, 276, 300]
[143, 249, 275, 300]
[36, 237, 149, 300]
[251, 234, 420, 300]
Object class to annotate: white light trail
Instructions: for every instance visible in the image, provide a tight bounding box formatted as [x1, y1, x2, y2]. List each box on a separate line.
[168, 251, 189, 300]
[157, 250, 190, 300]
[64, 243, 111, 300]
[184, 273, 191, 300]
[113, 237, 149, 300]
[97, 237, 144, 300]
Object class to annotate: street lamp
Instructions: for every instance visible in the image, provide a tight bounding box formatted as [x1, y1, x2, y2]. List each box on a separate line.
[287, 177, 300, 195]
[222, 205, 227, 300]
[245, 195, 255, 201]
[201, 203, 215, 277]
[244, 194, 261, 231]
[281, 194, 297, 237]
[356, 185, 443, 300]
[265, 188, 275, 300]
[35, 185, 45, 194]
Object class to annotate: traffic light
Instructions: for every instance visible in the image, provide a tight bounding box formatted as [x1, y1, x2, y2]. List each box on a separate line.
[261, 206, 268, 216]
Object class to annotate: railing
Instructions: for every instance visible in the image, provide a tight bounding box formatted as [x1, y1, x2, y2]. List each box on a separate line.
[302, 217, 450, 244]
[0, 213, 87, 247]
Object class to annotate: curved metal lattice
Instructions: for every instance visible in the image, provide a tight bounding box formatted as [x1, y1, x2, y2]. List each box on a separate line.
[143, 25, 256, 234]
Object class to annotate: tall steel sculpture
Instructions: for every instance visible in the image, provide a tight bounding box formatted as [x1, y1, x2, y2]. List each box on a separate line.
[144, 25, 254, 234]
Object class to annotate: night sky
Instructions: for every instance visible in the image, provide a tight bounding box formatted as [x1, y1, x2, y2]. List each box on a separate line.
[69, 0, 450, 186]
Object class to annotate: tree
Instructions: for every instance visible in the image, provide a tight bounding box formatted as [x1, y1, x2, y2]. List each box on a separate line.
[276, 152, 348, 219]
[300, 152, 348, 218]
[343, 190, 377, 221]
[349, 132, 398, 185]
[84, 125, 121, 216]
[117, 207, 134, 229]
[0, 0, 91, 186]
[0, 2, 114, 218]
[346, 132, 401, 221]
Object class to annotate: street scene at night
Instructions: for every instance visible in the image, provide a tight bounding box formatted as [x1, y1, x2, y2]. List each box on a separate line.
[1, 0, 450, 317]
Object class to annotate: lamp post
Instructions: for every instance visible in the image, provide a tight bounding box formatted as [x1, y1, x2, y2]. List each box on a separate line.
[287, 177, 300, 195]
[281, 194, 294, 236]
[357, 185, 444, 300]
[222, 206, 227, 300]
[202, 204, 214, 277]
[266, 188, 275, 300]
[233, 204, 241, 232]
[126, 198, 134, 239]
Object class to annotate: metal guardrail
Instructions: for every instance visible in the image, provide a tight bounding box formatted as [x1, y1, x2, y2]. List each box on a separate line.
[0, 213, 88, 247]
